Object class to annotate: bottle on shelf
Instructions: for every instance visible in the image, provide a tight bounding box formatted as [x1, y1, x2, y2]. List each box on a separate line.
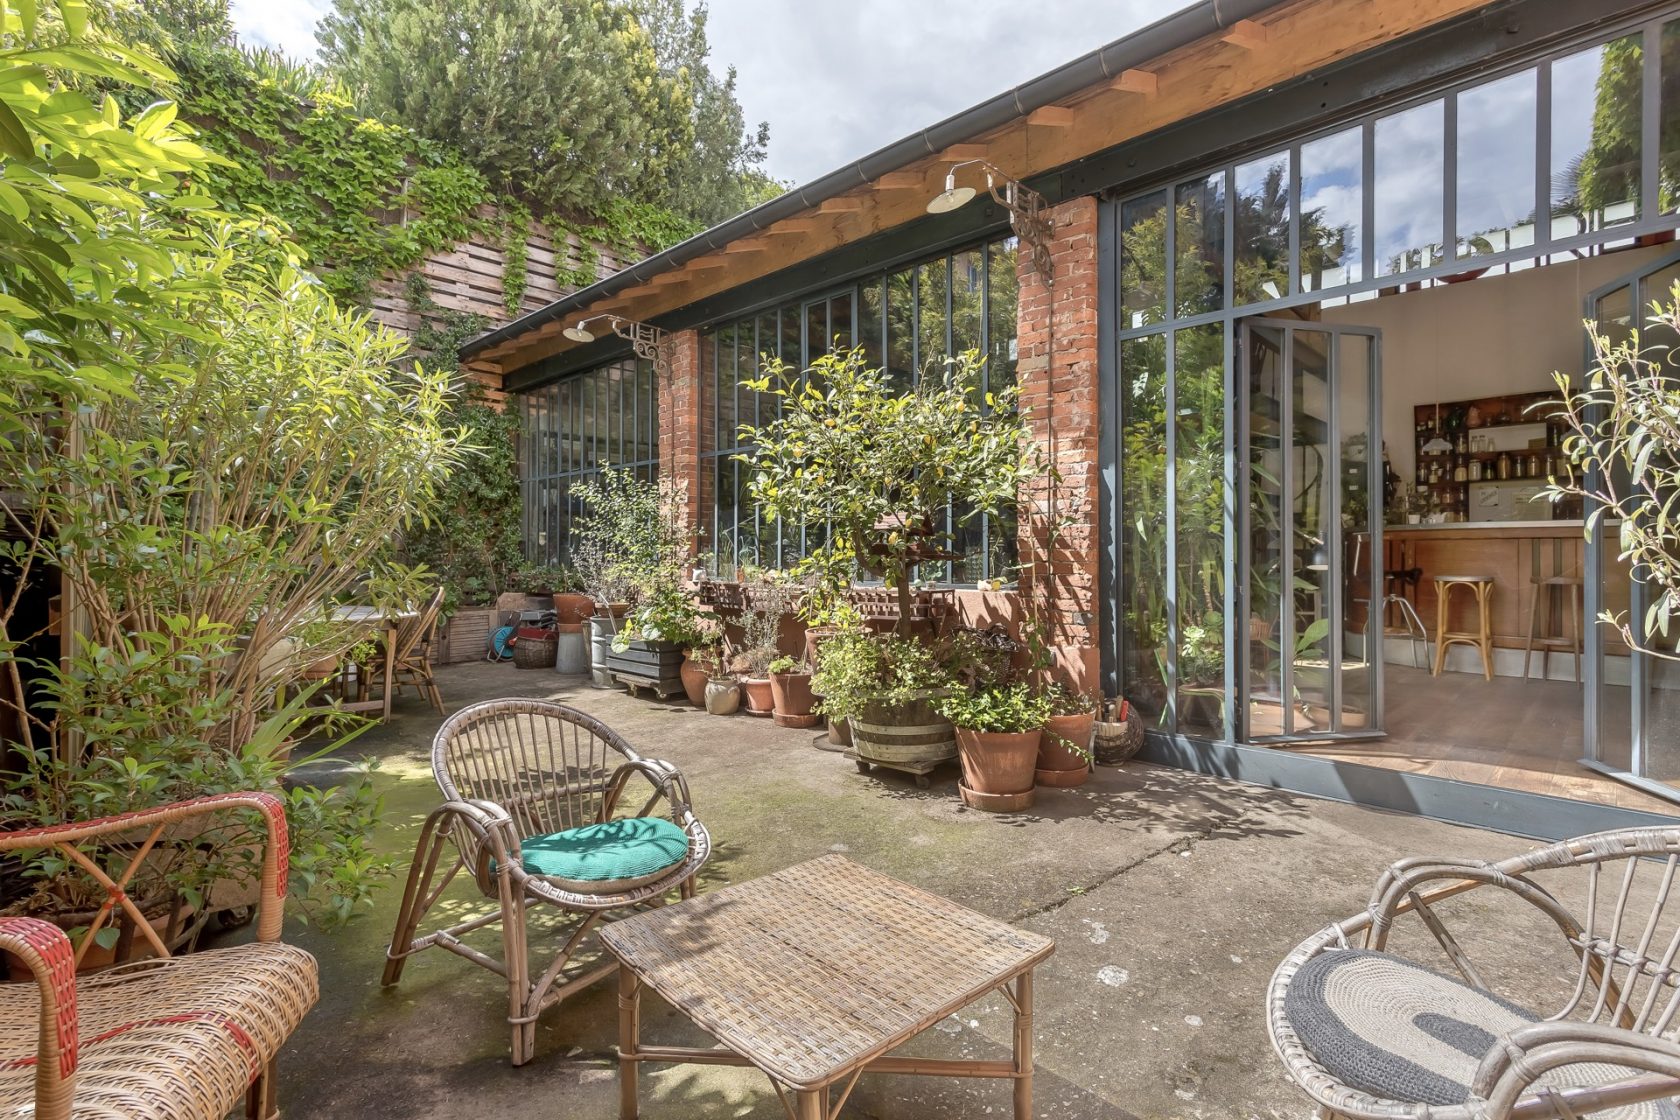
[1497, 451, 1512, 480]
[1469, 458, 1482, 482]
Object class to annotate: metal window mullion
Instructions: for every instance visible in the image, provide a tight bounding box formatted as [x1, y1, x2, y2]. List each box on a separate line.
[1223, 167, 1235, 312]
[1444, 92, 1458, 263]
[1362, 120, 1376, 285]
[1288, 146, 1302, 296]
[1280, 327, 1296, 736]
[1537, 59, 1553, 253]
[1326, 330, 1344, 734]
[1643, 21, 1661, 222]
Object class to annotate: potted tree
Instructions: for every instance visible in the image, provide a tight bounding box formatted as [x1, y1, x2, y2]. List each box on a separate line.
[938, 684, 1052, 812]
[768, 656, 818, 728]
[730, 576, 799, 717]
[812, 626, 956, 787]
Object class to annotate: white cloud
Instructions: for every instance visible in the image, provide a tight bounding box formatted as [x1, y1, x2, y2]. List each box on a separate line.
[230, 0, 329, 60]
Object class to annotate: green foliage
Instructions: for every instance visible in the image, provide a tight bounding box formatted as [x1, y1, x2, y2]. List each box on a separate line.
[509, 564, 581, 595]
[404, 396, 523, 610]
[768, 655, 801, 676]
[811, 629, 950, 726]
[936, 683, 1051, 735]
[499, 200, 531, 316]
[740, 347, 1038, 635]
[1546, 285, 1680, 659]
[403, 272, 490, 361]
[315, 0, 767, 228]
[612, 585, 703, 651]
[571, 465, 689, 609]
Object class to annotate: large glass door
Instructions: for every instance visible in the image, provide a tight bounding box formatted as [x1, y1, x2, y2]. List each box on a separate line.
[1239, 319, 1384, 743]
[1584, 249, 1680, 803]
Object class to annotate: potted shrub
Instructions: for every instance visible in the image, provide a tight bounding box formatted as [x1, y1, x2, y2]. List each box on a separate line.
[608, 587, 698, 699]
[938, 684, 1052, 811]
[1037, 684, 1097, 787]
[813, 626, 956, 787]
[680, 616, 724, 707]
[768, 655, 818, 728]
[731, 576, 798, 717]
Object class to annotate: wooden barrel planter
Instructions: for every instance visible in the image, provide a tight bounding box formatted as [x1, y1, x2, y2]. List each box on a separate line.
[848, 690, 955, 788]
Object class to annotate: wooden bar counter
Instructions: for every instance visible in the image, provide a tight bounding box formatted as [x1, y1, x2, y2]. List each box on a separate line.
[1381, 521, 1605, 652]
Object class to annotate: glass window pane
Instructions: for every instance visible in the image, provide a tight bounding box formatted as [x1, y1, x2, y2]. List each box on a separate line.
[1551, 34, 1643, 236]
[779, 302, 800, 369]
[886, 268, 915, 391]
[1120, 333, 1169, 725]
[1664, 20, 1680, 213]
[806, 300, 826, 361]
[755, 311, 778, 429]
[1175, 325, 1226, 736]
[1301, 127, 1363, 292]
[1121, 191, 1168, 329]
[859, 277, 884, 370]
[917, 260, 948, 376]
[986, 237, 1019, 396]
[1175, 173, 1225, 316]
[951, 248, 984, 357]
[580, 373, 597, 466]
[1374, 99, 1445, 276]
[1234, 153, 1289, 304]
[1456, 70, 1537, 258]
[715, 324, 737, 451]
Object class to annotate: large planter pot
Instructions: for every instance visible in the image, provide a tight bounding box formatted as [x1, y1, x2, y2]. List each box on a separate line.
[770, 670, 819, 728]
[1037, 712, 1095, 788]
[850, 691, 956, 778]
[741, 676, 774, 716]
[679, 654, 709, 706]
[704, 677, 741, 715]
[955, 726, 1042, 797]
[589, 616, 618, 688]
[606, 638, 686, 698]
[552, 593, 595, 626]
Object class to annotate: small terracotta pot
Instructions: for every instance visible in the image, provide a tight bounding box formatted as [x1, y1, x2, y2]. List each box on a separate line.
[827, 715, 852, 748]
[954, 727, 1042, 795]
[679, 655, 708, 707]
[704, 678, 740, 715]
[552, 593, 594, 626]
[802, 626, 837, 672]
[1038, 712, 1095, 786]
[741, 676, 774, 716]
[770, 670, 814, 717]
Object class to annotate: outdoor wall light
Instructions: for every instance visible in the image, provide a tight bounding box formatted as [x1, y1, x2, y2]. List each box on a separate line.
[926, 159, 1053, 276]
[562, 314, 669, 375]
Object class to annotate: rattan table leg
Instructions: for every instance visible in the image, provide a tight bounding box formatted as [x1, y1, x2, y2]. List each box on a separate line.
[1013, 968, 1034, 1119]
[619, 964, 642, 1120]
[793, 1088, 825, 1120]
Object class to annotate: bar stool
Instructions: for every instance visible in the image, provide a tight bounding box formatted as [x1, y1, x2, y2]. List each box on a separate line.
[1523, 575, 1584, 683]
[1432, 574, 1495, 680]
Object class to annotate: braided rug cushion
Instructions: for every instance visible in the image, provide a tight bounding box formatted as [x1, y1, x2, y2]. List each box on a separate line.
[517, 816, 690, 892]
[1285, 949, 1680, 1119]
[0, 941, 318, 1119]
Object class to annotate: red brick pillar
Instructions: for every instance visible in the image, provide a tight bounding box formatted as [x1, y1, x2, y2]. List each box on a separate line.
[660, 329, 704, 556]
[1016, 196, 1100, 687]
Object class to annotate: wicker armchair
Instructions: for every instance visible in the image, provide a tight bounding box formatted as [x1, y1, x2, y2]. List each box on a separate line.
[381, 699, 711, 1065]
[1269, 827, 1680, 1119]
[0, 792, 319, 1120]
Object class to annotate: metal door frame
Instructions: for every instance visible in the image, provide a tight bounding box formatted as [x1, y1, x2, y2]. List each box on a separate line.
[1238, 317, 1386, 745]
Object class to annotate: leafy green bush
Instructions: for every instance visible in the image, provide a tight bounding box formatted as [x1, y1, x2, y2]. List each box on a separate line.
[571, 466, 689, 610]
[405, 398, 523, 609]
[811, 628, 952, 725]
[936, 684, 1052, 735]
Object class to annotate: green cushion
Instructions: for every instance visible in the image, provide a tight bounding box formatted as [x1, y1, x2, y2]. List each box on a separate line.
[518, 816, 689, 892]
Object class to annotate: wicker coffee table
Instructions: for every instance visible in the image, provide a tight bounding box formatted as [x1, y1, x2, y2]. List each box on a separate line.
[599, 854, 1054, 1119]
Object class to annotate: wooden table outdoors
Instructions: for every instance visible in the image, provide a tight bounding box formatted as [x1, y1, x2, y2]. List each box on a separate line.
[329, 605, 415, 722]
[599, 855, 1055, 1120]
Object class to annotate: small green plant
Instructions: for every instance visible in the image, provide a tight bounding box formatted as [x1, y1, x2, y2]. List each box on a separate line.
[511, 564, 581, 595]
[936, 683, 1052, 734]
[612, 586, 703, 652]
[768, 655, 804, 676]
[1043, 683, 1097, 717]
[811, 627, 952, 726]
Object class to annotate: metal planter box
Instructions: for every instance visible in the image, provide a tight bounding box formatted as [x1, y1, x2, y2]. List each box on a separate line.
[606, 639, 686, 699]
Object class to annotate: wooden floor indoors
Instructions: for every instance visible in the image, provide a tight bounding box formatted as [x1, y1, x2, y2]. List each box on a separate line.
[1277, 665, 1680, 815]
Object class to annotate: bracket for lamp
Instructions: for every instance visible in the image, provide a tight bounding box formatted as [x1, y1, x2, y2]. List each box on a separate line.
[931, 159, 1054, 277]
[563, 314, 669, 378]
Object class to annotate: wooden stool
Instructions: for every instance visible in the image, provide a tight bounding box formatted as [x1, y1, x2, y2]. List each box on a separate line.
[1523, 575, 1584, 683]
[1433, 575, 1495, 680]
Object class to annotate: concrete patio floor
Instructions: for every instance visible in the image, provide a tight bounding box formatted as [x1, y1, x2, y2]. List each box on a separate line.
[271, 661, 1559, 1119]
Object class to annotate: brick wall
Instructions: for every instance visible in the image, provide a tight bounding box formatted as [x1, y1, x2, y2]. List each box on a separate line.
[660, 329, 704, 555]
[1016, 196, 1101, 668]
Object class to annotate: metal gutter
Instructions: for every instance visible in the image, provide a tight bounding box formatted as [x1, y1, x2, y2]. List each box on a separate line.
[460, 0, 1287, 361]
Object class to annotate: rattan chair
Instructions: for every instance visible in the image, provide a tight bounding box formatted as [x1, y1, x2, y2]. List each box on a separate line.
[0, 792, 319, 1120]
[381, 699, 711, 1065]
[380, 586, 446, 714]
[1269, 826, 1680, 1119]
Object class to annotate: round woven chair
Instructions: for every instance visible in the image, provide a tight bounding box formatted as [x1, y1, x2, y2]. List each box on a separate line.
[381, 699, 711, 1066]
[1269, 827, 1680, 1120]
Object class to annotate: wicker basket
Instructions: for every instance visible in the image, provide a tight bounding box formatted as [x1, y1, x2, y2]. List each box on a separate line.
[1092, 698, 1144, 765]
[511, 634, 558, 670]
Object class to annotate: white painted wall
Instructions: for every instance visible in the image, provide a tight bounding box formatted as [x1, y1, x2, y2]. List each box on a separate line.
[1321, 244, 1672, 488]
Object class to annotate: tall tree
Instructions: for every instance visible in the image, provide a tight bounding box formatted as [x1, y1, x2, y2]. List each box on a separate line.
[315, 0, 769, 225]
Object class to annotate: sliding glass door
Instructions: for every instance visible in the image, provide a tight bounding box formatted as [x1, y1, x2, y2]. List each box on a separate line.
[1239, 319, 1384, 743]
[1584, 249, 1680, 802]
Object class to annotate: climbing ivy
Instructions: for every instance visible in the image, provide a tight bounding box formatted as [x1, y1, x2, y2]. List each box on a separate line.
[500, 201, 532, 317]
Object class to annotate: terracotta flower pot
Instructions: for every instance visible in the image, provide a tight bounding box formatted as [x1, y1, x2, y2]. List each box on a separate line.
[679, 654, 708, 707]
[1038, 712, 1095, 787]
[770, 670, 819, 728]
[704, 678, 740, 715]
[802, 626, 837, 672]
[741, 676, 774, 716]
[552, 593, 594, 626]
[954, 726, 1043, 796]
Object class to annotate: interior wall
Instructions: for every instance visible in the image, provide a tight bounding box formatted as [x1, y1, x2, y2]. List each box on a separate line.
[1321, 244, 1673, 487]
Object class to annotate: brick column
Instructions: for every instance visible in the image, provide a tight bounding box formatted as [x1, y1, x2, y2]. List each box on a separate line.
[659, 329, 704, 556]
[1016, 196, 1100, 680]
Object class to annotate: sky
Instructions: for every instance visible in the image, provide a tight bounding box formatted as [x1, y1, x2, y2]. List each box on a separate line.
[231, 0, 1184, 186]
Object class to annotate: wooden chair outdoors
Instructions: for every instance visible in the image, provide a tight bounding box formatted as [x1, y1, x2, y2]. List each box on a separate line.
[358, 586, 446, 714]
[1269, 827, 1680, 1119]
[381, 699, 711, 1065]
[0, 792, 318, 1120]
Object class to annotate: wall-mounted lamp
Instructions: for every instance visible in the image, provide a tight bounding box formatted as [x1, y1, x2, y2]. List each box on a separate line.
[925, 159, 1053, 276]
[562, 314, 669, 376]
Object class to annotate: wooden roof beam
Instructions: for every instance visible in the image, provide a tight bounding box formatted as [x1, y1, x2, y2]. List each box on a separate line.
[767, 218, 818, 235]
[819, 196, 864, 213]
[1108, 68, 1158, 95]
[877, 170, 926, 189]
[726, 240, 767, 254]
[1222, 19, 1269, 49]
[940, 143, 988, 161]
[1027, 105, 1076, 127]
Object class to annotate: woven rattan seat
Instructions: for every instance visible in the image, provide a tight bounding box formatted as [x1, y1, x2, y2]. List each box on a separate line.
[0, 942, 319, 1119]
